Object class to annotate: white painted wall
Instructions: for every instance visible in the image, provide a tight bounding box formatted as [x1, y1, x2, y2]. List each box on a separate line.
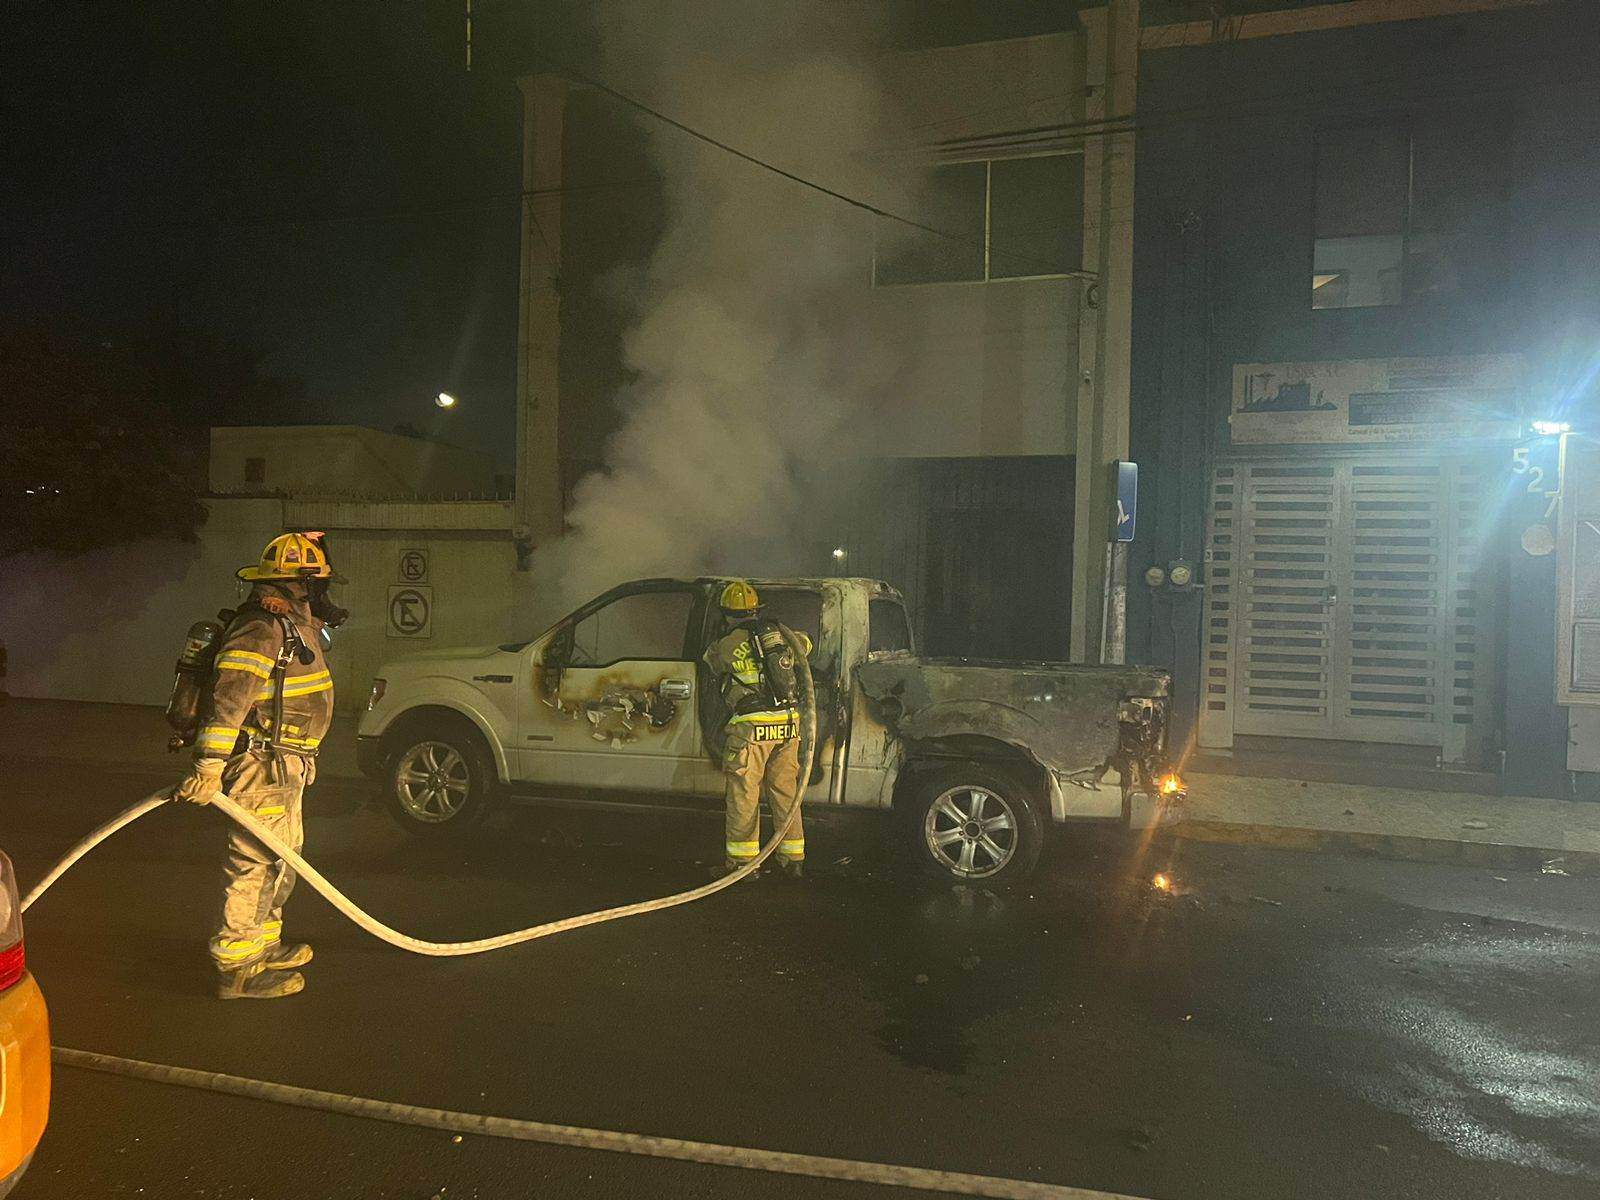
[1, 497, 522, 714]
[857, 32, 1086, 458]
[210, 426, 498, 498]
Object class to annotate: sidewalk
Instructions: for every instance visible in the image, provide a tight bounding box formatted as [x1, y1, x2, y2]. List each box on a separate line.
[1176, 771, 1600, 871]
[4, 697, 1598, 870]
[0, 697, 364, 780]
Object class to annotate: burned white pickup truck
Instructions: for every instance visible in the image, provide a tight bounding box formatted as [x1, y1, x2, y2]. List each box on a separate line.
[357, 577, 1182, 883]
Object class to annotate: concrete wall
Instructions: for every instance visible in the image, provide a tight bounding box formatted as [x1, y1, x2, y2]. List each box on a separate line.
[1, 497, 521, 715]
[209, 426, 498, 498]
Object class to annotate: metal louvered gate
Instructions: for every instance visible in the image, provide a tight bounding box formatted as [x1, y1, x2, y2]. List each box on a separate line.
[1200, 455, 1498, 764]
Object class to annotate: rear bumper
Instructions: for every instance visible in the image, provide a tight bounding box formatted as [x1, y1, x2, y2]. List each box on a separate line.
[0, 973, 50, 1186]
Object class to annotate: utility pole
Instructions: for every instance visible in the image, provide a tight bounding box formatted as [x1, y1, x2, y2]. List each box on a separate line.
[1071, 0, 1139, 662]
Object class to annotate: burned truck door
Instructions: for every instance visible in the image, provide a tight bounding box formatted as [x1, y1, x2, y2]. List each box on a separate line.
[523, 583, 706, 796]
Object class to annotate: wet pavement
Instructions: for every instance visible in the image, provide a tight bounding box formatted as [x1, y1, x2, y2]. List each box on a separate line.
[7, 758, 1600, 1199]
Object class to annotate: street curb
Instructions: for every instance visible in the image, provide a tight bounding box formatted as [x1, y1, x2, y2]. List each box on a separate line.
[1169, 818, 1600, 874]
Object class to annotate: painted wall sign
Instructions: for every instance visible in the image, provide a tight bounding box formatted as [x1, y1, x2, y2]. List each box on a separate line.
[398, 548, 429, 582]
[1229, 355, 1523, 445]
[387, 585, 433, 639]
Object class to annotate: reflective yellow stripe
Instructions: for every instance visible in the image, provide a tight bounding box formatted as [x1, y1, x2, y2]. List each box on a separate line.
[263, 920, 282, 933]
[726, 841, 760, 858]
[243, 724, 322, 750]
[280, 677, 334, 698]
[256, 806, 286, 817]
[216, 652, 274, 679]
[780, 839, 805, 852]
[213, 937, 264, 962]
[728, 710, 799, 726]
[197, 725, 240, 752]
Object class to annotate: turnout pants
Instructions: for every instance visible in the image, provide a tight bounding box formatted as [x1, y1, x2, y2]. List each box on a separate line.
[722, 727, 804, 867]
[209, 751, 312, 970]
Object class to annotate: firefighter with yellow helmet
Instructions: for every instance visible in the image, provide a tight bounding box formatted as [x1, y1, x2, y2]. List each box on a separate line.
[703, 581, 812, 878]
[170, 532, 346, 1000]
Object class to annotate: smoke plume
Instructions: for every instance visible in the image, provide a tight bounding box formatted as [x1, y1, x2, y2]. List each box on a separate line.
[529, 2, 913, 620]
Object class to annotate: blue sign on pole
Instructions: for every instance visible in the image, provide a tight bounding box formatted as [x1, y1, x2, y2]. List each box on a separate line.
[1114, 460, 1138, 543]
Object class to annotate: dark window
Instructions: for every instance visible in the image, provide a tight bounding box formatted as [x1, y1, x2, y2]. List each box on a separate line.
[756, 589, 823, 652]
[1313, 126, 1410, 309]
[874, 153, 1084, 286]
[562, 589, 694, 667]
[244, 457, 266, 483]
[988, 154, 1083, 279]
[868, 599, 913, 655]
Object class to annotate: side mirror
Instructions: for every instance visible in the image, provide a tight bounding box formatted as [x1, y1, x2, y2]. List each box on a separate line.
[544, 625, 575, 668]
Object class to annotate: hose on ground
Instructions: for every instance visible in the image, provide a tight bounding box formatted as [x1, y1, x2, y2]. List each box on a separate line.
[22, 625, 817, 956]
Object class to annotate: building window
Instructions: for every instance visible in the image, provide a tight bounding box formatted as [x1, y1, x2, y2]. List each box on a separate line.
[874, 153, 1084, 286]
[1313, 125, 1411, 309]
[244, 457, 266, 483]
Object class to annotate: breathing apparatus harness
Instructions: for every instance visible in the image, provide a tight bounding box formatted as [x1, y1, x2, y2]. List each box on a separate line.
[165, 596, 319, 772]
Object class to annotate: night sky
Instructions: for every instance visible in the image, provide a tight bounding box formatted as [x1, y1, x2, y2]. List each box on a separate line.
[1, 2, 580, 463]
[1, 1, 1093, 467]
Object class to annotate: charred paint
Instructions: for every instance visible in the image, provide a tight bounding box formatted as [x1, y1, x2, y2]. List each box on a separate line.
[531, 664, 684, 748]
[856, 657, 1172, 778]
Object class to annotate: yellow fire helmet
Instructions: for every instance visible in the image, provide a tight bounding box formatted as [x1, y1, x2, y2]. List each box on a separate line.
[237, 532, 334, 582]
[719, 579, 761, 614]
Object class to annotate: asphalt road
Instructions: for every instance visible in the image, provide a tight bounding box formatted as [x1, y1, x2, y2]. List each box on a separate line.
[7, 758, 1599, 1199]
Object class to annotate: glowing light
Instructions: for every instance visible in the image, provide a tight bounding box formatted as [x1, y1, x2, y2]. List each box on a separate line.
[1160, 773, 1184, 795]
[1532, 420, 1570, 436]
[1152, 873, 1172, 892]
[436, 392, 458, 409]
[831, 547, 847, 560]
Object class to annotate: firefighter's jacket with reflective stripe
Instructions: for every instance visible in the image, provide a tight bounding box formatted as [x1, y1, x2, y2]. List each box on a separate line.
[196, 588, 334, 760]
[703, 624, 813, 730]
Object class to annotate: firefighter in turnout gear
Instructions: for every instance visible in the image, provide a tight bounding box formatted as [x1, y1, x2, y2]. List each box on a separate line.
[170, 532, 341, 1000]
[703, 581, 812, 878]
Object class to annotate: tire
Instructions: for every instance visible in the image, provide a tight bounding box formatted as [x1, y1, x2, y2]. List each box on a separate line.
[382, 717, 497, 838]
[903, 763, 1044, 885]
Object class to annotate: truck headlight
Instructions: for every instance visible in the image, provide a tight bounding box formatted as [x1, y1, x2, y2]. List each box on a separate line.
[366, 679, 386, 711]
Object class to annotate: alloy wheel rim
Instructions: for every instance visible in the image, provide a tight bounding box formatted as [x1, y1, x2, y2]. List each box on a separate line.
[923, 785, 1018, 878]
[396, 741, 470, 823]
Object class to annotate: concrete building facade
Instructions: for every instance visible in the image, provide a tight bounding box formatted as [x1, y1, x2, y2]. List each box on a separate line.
[515, 5, 1139, 662]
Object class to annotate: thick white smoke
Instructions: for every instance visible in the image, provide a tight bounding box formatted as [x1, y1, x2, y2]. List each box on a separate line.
[529, 2, 914, 620]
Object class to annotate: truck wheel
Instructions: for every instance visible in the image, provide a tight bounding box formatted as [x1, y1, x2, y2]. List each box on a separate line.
[905, 764, 1043, 884]
[383, 720, 496, 837]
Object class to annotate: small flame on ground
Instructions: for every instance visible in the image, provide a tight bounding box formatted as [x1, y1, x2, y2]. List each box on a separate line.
[1152, 872, 1173, 892]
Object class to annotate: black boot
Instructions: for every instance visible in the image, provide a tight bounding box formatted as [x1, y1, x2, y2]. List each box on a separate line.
[217, 960, 305, 1000]
[263, 942, 313, 970]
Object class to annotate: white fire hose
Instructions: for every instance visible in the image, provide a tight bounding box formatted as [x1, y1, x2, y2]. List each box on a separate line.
[23, 628, 818, 952]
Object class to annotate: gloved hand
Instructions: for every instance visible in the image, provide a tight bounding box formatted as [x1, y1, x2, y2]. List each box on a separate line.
[172, 758, 226, 806]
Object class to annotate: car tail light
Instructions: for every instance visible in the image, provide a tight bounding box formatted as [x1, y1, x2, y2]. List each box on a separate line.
[367, 679, 387, 711]
[0, 850, 24, 991]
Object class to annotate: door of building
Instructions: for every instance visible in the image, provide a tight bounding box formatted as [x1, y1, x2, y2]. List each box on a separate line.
[1199, 454, 1499, 763]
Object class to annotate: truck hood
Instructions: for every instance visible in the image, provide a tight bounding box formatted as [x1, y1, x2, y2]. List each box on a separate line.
[857, 656, 1171, 777]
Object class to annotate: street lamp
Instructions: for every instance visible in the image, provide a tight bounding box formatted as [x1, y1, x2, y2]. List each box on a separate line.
[436, 392, 458, 409]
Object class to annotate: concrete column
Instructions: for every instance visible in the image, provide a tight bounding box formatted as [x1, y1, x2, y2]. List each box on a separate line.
[1070, 1, 1138, 661]
[513, 74, 569, 563]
